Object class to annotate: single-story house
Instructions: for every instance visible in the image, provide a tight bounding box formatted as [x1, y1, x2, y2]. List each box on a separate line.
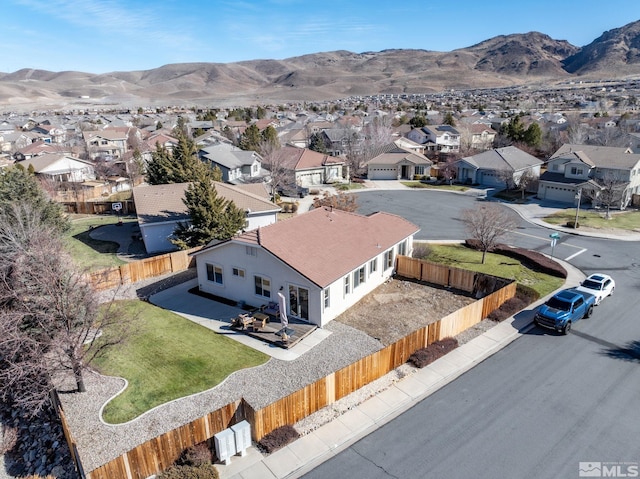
[537, 144, 640, 208]
[17, 153, 96, 183]
[365, 141, 433, 180]
[132, 182, 280, 254]
[455, 146, 543, 188]
[193, 206, 420, 327]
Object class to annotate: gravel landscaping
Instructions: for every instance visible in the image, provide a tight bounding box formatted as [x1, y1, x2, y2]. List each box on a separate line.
[2, 270, 500, 477]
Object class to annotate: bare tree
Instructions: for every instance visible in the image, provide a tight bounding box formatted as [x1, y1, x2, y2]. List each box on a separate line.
[514, 168, 537, 199]
[361, 116, 393, 161]
[0, 203, 131, 413]
[593, 170, 630, 218]
[497, 168, 516, 190]
[461, 203, 519, 264]
[261, 144, 294, 199]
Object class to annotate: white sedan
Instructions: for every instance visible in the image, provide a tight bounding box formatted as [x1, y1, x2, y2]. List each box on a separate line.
[575, 273, 615, 305]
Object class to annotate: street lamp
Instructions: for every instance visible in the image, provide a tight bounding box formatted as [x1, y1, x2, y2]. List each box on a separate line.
[574, 188, 582, 228]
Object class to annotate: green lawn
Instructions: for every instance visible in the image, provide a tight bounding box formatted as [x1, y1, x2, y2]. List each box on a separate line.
[93, 300, 269, 424]
[424, 244, 564, 298]
[400, 181, 469, 192]
[544, 209, 640, 231]
[63, 214, 136, 270]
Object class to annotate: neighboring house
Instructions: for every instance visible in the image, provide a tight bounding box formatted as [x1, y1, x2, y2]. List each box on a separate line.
[455, 146, 543, 188]
[319, 128, 364, 157]
[13, 141, 69, 161]
[365, 141, 433, 180]
[193, 206, 420, 327]
[537, 144, 640, 208]
[17, 153, 95, 183]
[407, 125, 460, 153]
[272, 146, 346, 186]
[199, 142, 268, 184]
[132, 182, 280, 254]
[465, 124, 497, 151]
[82, 129, 128, 160]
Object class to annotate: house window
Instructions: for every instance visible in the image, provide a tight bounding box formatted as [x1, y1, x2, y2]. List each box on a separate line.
[369, 258, 378, 274]
[353, 266, 366, 288]
[246, 246, 257, 256]
[552, 164, 558, 171]
[232, 267, 245, 278]
[206, 264, 223, 285]
[570, 166, 583, 175]
[323, 288, 330, 309]
[344, 275, 351, 296]
[254, 275, 271, 298]
[398, 240, 407, 256]
[384, 249, 394, 269]
[415, 166, 425, 175]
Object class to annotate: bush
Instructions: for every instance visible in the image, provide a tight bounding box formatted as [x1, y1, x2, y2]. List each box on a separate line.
[413, 174, 424, 180]
[0, 424, 17, 454]
[351, 177, 365, 184]
[309, 188, 320, 195]
[158, 464, 219, 479]
[408, 337, 458, 368]
[412, 243, 431, 259]
[257, 425, 300, 454]
[179, 443, 212, 467]
[291, 203, 298, 213]
[488, 285, 540, 322]
[566, 220, 579, 228]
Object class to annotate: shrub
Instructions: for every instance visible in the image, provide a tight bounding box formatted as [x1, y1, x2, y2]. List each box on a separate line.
[411, 243, 431, 259]
[492, 244, 567, 278]
[408, 337, 458, 368]
[179, 443, 212, 467]
[351, 177, 365, 184]
[158, 464, 219, 479]
[566, 220, 579, 228]
[413, 174, 424, 180]
[291, 203, 298, 213]
[488, 284, 540, 322]
[309, 188, 320, 195]
[257, 425, 300, 454]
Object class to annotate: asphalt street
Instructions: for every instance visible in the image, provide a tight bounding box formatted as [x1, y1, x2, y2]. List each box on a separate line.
[301, 189, 640, 479]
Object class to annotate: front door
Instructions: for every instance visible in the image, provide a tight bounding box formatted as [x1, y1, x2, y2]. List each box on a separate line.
[288, 285, 309, 321]
[401, 165, 409, 179]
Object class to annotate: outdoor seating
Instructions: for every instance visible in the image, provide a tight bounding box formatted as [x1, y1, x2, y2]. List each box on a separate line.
[261, 302, 280, 317]
[231, 313, 253, 330]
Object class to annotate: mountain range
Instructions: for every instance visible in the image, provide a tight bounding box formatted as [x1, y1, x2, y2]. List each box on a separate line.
[1, 20, 639, 110]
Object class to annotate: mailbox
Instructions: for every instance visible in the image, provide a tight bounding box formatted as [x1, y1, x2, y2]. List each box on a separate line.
[230, 420, 251, 457]
[214, 428, 236, 465]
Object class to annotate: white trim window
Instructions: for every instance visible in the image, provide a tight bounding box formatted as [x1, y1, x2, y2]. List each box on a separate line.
[398, 240, 407, 256]
[369, 258, 378, 274]
[254, 275, 271, 298]
[323, 287, 330, 310]
[246, 246, 257, 256]
[206, 263, 223, 285]
[384, 249, 394, 269]
[353, 266, 366, 288]
[232, 267, 245, 278]
[344, 275, 351, 297]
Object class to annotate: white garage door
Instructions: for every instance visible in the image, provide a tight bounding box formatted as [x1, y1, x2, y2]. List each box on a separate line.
[538, 184, 576, 203]
[367, 166, 398, 180]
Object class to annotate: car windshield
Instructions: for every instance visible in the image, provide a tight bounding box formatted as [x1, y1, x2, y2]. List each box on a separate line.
[546, 297, 572, 311]
[581, 280, 602, 291]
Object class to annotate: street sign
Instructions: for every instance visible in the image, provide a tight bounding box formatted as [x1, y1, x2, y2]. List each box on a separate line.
[112, 202, 122, 211]
[549, 232, 560, 258]
[549, 232, 560, 240]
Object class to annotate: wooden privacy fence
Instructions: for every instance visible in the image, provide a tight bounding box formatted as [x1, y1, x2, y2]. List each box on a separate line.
[63, 200, 136, 215]
[86, 401, 245, 479]
[87, 247, 200, 291]
[75, 257, 516, 478]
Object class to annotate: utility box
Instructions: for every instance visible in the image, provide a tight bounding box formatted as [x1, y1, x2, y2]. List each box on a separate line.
[214, 428, 236, 465]
[230, 420, 251, 457]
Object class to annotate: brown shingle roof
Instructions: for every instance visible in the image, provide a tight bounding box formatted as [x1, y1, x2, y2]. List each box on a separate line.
[231, 207, 419, 287]
[276, 146, 343, 170]
[132, 182, 279, 225]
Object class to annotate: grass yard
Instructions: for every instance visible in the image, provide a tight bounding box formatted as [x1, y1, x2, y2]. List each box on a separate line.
[400, 181, 469, 192]
[544, 209, 640, 231]
[425, 244, 564, 298]
[93, 300, 269, 424]
[63, 214, 136, 270]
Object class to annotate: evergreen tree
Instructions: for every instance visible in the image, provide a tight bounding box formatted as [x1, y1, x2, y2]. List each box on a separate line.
[0, 166, 68, 233]
[409, 115, 428, 128]
[239, 124, 262, 151]
[443, 111, 456, 127]
[260, 125, 280, 152]
[171, 180, 246, 249]
[506, 116, 526, 143]
[523, 123, 542, 147]
[309, 133, 328, 153]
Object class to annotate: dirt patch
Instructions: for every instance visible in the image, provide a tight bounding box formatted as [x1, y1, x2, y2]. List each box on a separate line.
[335, 278, 477, 345]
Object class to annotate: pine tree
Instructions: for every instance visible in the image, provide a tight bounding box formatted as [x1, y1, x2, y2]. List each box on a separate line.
[171, 181, 246, 249]
[239, 124, 262, 151]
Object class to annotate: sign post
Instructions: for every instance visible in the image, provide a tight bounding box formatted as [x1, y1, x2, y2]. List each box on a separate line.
[549, 232, 560, 258]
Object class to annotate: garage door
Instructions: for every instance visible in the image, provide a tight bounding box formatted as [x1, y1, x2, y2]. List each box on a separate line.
[538, 183, 576, 203]
[367, 166, 398, 180]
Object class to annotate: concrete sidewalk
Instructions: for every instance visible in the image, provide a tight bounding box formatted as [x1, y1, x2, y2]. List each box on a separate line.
[215, 260, 584, 479]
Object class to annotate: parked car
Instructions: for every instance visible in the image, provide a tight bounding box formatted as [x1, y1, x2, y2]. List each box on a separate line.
[574, 273, 615, 305]
[277, 185, 309, 198]
[534, 288, 596, 335]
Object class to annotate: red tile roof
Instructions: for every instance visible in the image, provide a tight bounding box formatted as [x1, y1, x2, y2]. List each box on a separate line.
[230, 207, 419, 287]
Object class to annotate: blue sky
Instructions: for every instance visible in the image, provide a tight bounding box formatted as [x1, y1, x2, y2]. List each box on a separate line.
[3, 0, 639, 74]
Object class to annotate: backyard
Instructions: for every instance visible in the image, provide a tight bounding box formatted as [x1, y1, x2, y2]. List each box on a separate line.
[92, 300, 269, 424]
